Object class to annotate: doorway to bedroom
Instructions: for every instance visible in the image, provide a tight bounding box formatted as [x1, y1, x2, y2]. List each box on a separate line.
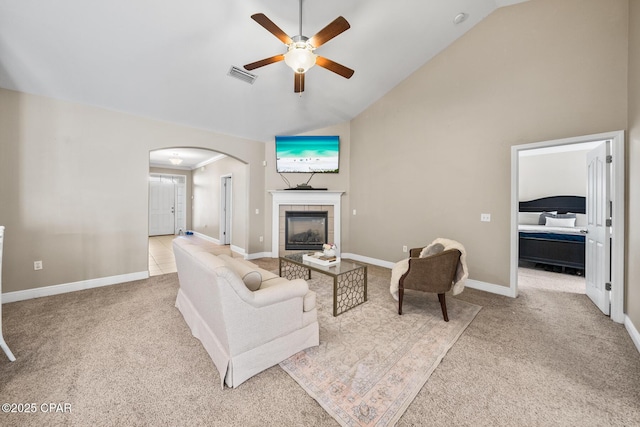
[511, 130, 625, 323]
[517, 144, 595, 294]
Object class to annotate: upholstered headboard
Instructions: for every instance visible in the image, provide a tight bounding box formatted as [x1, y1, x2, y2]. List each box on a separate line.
[518, 195, 586, 214]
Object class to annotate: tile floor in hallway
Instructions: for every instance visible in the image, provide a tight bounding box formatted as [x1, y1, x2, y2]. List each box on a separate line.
[149, 235, 177, 276]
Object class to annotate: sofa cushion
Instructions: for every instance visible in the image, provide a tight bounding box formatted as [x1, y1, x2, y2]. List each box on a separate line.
[206, 245, 233, 256]
[259, 269, 280, 281]
[234, 259, 279, 281]
[218, 254, 262, 291]
[260, 276, 289, 289]
[192, 251, 228, 270]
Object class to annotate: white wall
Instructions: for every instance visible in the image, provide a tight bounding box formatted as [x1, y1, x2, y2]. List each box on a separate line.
[348, 0, 628, 287]
[519, 150, 590, 201]
[0, 88, 265, 293]
[191, 157, 248, 251]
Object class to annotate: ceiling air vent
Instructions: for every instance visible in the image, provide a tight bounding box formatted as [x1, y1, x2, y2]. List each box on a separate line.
[228, 66, 257, 84]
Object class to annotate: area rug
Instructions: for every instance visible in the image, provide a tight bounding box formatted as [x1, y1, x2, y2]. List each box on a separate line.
[279, 267, 481, 426]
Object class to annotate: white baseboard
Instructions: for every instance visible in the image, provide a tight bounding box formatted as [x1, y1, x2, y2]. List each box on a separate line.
[341, 252, 396, 269]
[2, 271, 149, 304]
[191, 232, 247, 258]
[465, 279, 515, 297]
[192, 231, 220, 245]
[230, 245, 246, 257]
[625, 315, 640, 354]
[247, 252, 272, 260]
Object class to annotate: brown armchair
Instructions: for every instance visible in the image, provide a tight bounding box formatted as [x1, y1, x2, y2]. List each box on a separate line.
[397, 248, 462, 321]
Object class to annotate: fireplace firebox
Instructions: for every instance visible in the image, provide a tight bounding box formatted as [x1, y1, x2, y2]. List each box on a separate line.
[285, 211, 328, 251]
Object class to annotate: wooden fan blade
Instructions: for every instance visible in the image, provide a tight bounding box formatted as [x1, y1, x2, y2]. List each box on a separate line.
[316, 56, 354, 79]
[251, 13, 293, 45]
[244, 54, 285, 70]
[308, 16, 350, 48]
[294, 72, 305, 93]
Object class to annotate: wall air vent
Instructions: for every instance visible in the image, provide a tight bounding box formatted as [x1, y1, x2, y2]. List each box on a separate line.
[228, 66, 257, 84]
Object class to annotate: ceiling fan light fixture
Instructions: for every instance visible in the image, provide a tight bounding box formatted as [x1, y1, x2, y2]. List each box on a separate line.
[245, 6, 352, 92]
[284, 42, 317, 73]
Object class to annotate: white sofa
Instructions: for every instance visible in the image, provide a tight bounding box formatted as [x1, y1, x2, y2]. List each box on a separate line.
[172, 237, 319, 388]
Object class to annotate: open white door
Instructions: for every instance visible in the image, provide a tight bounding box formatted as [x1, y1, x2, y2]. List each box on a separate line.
[585, 141, 610, 315]
[149, 179, 175, 236]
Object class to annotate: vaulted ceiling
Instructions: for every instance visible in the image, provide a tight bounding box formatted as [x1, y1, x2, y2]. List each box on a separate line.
[0, 0, 527, 142]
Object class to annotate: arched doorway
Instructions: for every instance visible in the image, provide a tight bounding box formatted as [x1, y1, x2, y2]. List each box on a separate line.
[147, 147, 247, 276]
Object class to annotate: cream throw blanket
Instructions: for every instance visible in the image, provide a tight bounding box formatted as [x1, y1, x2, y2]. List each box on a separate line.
[390, 238, 469, 301]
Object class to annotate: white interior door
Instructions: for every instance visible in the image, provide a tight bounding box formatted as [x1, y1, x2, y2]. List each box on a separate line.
[149, 179, 175, 236]
[585, 141, 610, 315]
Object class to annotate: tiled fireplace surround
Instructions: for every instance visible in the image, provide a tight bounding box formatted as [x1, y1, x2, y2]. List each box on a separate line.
[269, 191, 344, 257]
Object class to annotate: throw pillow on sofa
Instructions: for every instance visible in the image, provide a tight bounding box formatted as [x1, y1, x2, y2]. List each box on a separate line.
[218, 254, 262, 291]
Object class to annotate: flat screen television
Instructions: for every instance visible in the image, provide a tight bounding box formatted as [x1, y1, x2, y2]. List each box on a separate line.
[275, 135, 340, 173]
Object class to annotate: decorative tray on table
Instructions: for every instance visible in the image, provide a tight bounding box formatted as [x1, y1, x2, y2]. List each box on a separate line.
[303, 253, 340, 266]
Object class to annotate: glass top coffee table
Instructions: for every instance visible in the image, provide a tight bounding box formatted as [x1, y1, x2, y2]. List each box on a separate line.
[279, 253, 368, 316]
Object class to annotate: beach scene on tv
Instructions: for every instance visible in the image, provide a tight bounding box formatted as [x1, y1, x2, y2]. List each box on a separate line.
[276, 136, 340, 173]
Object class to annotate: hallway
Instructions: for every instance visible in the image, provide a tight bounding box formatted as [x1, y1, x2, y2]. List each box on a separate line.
[148, 235, 177, 276]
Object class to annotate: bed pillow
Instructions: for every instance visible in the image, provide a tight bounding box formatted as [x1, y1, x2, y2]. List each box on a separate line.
[569, 213, 587, 227]
[518, 212, 543, 225]
[537, 211, 558, 225]
[556, 213, 577, 219]
[545, 217, 576, 227]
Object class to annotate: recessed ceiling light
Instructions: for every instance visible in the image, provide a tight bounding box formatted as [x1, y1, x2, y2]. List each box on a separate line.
[453, 13, 468, 25]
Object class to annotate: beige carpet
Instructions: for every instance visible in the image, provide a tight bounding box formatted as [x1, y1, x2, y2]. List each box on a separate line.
[518, 262, 586, 294]
[0, 261, 639, 426]
[280, 270, 480, 426]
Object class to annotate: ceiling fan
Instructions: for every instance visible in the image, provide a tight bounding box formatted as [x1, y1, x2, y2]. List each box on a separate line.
[243, 0, 354, 93]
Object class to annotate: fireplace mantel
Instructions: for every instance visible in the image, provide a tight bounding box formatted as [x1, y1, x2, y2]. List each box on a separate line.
[269, 190, 345, 257]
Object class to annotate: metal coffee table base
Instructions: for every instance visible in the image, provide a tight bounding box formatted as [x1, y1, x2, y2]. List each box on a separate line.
[279, 256, 367, 316]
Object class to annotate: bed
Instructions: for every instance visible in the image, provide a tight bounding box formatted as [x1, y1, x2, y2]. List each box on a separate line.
[518, 195, 586, 272]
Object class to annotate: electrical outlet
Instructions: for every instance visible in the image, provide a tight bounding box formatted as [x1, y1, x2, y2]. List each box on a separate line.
[402, 245, 408, 253]
[34, 260, 43, 270]
[259, 236, 263, 242]
[481, 213, 491, 222]
[255, 209, 260, 215]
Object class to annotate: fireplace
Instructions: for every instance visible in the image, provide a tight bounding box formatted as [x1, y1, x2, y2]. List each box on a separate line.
[270, 190, 343, 257]
[285, 211, 328, 251]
